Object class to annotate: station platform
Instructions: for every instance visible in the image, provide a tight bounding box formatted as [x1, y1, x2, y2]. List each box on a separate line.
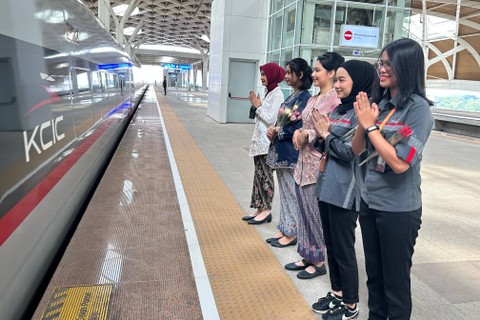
[432, 108, 480, 137]
[33, 86, 480, 319]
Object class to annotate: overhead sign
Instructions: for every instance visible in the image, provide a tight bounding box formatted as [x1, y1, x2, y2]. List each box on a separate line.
[98, 63, 132, 70]
[162, 63, 192, 70]
[339, 25, 379, 49]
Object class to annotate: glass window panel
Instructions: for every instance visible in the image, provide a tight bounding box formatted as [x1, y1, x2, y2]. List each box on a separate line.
[385, 8, 411, 45]
[314, 4, 333, 45]
[302, 2, 333, 46]
[269, 12, 283, 51]
[333, 4, 346, 46]
[388, 0, 411, 7]
[279, 49, 293, 90]
[279, 49, 293, 70]
[270, 0, 284, 13]
[267, 52, 281, 65]
[107, 73, 116, 88]
[100, 72, 108, 91]
[43, 48, 71, 96]
[347, 7, 372, 26]
[76, 70, 90, 92]
[349, 0, 385, 3]
[91, 71, 102, 93]
[282, 6, 296, 47]
[285, 0, 297, 6]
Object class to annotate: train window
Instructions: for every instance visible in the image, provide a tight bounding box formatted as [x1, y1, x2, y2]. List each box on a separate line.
[106, 73, 116, 88]
[43, 48, 72, 96]
[100, 72, 108, 91]
[76, 69, 90, 92]
[91, 72, 102, 93]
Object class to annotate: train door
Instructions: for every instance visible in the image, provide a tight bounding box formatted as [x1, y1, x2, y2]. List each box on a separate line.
[70, 67, 94, 134]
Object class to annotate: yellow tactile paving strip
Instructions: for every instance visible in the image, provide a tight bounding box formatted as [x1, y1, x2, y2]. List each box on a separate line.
[156, 91, 316, 320]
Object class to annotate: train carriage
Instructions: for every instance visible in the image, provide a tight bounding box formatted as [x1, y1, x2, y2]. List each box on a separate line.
[0, 0, 145, 318]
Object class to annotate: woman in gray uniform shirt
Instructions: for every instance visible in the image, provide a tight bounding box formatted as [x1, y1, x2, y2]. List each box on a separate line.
[310, 60, 375, 320]
[352, 38, 434, 320]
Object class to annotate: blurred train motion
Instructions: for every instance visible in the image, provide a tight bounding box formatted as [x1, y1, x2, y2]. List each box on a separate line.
[0, 0, 146, 318]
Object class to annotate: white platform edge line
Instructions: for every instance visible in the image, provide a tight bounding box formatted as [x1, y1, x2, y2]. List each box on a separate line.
[154, 92, 220, 320]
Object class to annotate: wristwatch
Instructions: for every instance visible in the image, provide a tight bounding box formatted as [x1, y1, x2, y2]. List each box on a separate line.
[366, 125, 378, 134]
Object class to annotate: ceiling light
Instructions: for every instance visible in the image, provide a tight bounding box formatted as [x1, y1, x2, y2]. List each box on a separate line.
[123, 27, 143, 36]
[113, 4, 140, 17]
[139, 44, 202, 54]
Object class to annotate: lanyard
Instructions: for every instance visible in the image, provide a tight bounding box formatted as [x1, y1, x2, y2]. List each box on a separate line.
[378, 107, 397, 131]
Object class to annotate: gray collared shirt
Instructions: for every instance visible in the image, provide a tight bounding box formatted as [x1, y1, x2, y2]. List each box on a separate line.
[314, 107, 360, 211]
[361, 94, 433, 212]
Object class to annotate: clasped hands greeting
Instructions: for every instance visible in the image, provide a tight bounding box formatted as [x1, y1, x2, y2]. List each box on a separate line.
[292, 109, 330, 150]
[249, 91, 261, 108]
[353, 92, 379, 130]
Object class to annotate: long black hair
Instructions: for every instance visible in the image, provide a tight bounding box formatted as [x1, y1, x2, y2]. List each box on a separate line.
[286, 58, 313, 90]
[316, 51, 345, 72]
[372, 38, 433, 107]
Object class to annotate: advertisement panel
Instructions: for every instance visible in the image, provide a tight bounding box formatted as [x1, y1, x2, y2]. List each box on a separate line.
[339, 24, 380, 48]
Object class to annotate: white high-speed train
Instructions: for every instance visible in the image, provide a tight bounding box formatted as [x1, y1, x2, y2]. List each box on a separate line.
[0, 0, 146, 318]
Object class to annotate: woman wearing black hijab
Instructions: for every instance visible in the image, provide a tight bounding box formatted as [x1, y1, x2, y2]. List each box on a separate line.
[310, 60, 375, 320]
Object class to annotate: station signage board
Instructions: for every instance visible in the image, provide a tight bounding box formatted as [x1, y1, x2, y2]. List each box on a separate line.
[162, 63, 192, 70]
[98, 63, 132, 70]
[339, 25, 379, 49]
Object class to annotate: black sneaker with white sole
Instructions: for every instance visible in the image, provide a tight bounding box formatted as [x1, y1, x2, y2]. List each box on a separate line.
[321, 303, 358, 320]
[311, 292, 342, 314]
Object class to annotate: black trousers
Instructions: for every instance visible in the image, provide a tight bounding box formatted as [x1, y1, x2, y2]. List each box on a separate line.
[359, 200, 422, 320]
[163, 86, 167, 95]
[318, 201, 359, 304]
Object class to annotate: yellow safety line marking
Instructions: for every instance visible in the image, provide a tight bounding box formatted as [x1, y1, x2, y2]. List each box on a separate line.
[156, 91, 316, 320]
[40, 284, 113, 320]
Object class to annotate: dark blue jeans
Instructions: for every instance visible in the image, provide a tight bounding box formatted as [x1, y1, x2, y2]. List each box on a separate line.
[319, 201, 359, 305]
[359, 200, 422, 320]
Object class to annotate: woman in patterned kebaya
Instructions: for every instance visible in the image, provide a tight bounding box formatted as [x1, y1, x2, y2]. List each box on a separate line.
[261, 58, 311, 246]
[285, 52, 344, 279]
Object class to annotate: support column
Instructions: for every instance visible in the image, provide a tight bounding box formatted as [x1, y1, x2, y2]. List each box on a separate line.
[207, 0, 269, 123]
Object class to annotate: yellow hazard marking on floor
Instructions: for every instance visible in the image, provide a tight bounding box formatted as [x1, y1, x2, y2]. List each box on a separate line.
[156, 91, 316, 319]
[40, 284, 113, 320]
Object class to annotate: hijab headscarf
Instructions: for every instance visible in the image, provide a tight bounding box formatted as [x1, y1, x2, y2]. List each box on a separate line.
[337, 60, 375, 113]
[260, 62, 286, 96]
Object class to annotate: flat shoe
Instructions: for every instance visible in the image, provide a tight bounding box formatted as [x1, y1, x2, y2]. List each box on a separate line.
[270, 237, 297, 248]
[241, 215, 256, 221]
[265, 237, 282, 243]
[297, 264, 327, 279]
[285, 259, 310, 271]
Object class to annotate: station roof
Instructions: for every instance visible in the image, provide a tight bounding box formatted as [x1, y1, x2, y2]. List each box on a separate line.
[84, 0, 212, 66]
[412, 0, 480, 81]
[82, 0, 480, 81]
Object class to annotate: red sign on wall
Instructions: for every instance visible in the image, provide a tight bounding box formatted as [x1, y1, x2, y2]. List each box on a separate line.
[339, 24, 380, 48]
[344, 30, 353, 41]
